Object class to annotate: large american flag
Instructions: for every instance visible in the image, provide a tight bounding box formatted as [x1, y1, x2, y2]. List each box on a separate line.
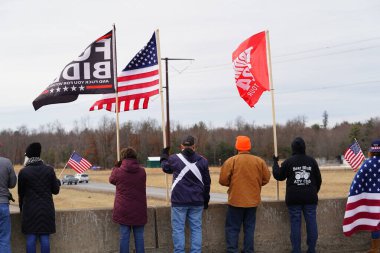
[344, 141, 365, 171]
[67, 152, 92, 174]
[90, 32, 160, 112]
[343, 156, 380, 236]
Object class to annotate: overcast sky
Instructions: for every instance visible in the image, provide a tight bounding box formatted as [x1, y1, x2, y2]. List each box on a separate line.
[1, 0, 379, 131]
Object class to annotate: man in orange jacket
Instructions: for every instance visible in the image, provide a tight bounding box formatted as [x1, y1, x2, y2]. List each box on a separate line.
[219, 136, 271, 253]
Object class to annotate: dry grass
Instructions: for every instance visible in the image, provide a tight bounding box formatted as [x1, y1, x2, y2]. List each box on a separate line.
[10, 165, 355, 210]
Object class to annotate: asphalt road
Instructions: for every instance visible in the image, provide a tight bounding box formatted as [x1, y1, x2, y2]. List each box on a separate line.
[64, 182, 229, 203]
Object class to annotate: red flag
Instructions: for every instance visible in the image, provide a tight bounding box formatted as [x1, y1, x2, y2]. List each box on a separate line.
[232, 31, 269, 107]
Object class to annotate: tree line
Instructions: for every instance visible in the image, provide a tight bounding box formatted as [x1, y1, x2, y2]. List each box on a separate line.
[1, 115, 379, 168]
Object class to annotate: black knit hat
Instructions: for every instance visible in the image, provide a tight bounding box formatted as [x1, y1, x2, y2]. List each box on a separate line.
[25, 142, 42, 158]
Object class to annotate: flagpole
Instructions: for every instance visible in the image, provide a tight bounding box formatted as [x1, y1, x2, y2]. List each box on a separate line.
[58, 151, 74, 178]
[156, 30, 167, 149]
[265, 30, 279, 200]
[155, 29, 170, 204]
[112, 24, 121, 161]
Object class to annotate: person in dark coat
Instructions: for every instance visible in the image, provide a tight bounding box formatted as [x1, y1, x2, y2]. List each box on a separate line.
[273, 137, 322, 253]
[17, 142, 61, 253]
[109, 147, 147, 253]
[160, 135, 211, 253]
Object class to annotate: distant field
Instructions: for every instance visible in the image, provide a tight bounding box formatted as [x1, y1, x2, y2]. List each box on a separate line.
[10, 165, 355, 211]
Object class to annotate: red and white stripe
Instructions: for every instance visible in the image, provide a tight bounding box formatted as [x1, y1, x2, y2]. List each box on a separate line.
[68, 158, 92, 174]
[90, 65, 159, 112]
[343, 192, 380, 236]
[344, 148, 365, 171]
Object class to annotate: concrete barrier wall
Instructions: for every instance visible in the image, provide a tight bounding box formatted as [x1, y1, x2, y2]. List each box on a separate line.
[10, 199, 369, 253]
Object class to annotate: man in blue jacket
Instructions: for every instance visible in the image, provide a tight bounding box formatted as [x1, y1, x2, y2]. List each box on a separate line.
[161, 135, 211, 253]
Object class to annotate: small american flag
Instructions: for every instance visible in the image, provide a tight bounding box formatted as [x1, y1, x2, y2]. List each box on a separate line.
[343, 156, 380, 236]
[67, 152, 92, 174]
[90, 32, 160, 112]
[344, 141, 365, 171]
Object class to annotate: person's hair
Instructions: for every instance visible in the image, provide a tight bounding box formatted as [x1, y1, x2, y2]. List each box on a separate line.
[369, 151, 380, 158]
[120, 147, 137, 159]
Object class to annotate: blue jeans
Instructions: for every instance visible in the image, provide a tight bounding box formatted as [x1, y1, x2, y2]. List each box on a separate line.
[0, 203, 11, 253]
[26, 234, 50, 253]
[120, 225, 145, 253]
[372, 230, 380, 239]
[225, 205, 257, 253]
[171, 206, 203, 253]
[288, 205, 318, 253]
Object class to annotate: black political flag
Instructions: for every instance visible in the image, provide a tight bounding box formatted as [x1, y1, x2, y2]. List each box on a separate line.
[33, 31, 116, 110]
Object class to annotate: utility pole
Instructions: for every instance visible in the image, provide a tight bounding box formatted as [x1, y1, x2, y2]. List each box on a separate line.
[161, 57, 194, 147]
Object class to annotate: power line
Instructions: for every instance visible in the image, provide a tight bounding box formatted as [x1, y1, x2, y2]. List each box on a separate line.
[169, 80, 380, 103]
[168, 36, 380, 75]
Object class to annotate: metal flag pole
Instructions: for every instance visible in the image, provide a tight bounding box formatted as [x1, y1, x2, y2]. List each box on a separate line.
[266, 30, 279, 200]
[112, 24, 121, 161]
[155, 29, 170, 203]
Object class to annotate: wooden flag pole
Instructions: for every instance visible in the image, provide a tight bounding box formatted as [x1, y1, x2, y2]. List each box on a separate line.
[58, 163, 69, 179]
[112, 24, 121, 161]
[58, 151, 75, 178]
[266, 30, 279, 200]
[156, 29, 170, 204]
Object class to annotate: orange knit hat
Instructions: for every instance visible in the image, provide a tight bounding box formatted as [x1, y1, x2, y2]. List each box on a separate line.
[235, 136, 251, 151]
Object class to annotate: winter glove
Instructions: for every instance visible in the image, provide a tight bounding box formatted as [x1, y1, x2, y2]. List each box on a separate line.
[114, 160, 122, 167]
[160, 147, 170, 163]
[8, 192, 15, 202]
[273, 155, 279, 162]
[204, 201, 209, 210]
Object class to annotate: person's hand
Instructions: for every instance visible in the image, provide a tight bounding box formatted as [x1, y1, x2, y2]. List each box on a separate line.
[162, 147, 170, 156]
[160, 147, 170, 163]
[204, 201, 209, 210]
[114, 160, 122, 167]
[273, 155, 279, 162]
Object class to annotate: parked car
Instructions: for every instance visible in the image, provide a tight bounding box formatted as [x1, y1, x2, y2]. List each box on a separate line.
[62, 175, 79, 185]
[75, 173, 89, 183]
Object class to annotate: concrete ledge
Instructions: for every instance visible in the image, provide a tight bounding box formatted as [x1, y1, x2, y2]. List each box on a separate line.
[10, 199, 369, 252]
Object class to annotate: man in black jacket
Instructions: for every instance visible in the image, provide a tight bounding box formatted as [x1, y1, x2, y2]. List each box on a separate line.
[273, 137, 322, 253]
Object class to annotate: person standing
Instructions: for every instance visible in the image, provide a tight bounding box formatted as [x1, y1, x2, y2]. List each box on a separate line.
[0, 153, 17, 253]
[219, 135, 271, 253]
[18, 142, 61, 253]
[160, 135, 211, 253]
[109, 147, 147, 253]
[272, 137, 322, 253]
[343, 139, 380, 253]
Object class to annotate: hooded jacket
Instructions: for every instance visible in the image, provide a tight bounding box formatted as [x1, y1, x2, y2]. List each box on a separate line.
[109, 158, 147, 226]
[161, 148, 211, 207]
[273, 137, 322, 205]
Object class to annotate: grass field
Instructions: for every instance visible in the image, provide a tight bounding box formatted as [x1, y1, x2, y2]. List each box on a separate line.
[9, 166, 355, 211]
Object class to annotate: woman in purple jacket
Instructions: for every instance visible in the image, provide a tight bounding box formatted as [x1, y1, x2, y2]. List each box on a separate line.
[109, 147, 147, 253]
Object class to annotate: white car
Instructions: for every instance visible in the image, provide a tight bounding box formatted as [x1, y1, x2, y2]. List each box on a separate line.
[75, 173, 89, 183]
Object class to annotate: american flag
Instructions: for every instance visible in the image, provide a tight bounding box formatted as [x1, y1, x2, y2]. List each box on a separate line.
[343, 156, 380, 236]
[90, 32, 160, 112]
[67, 152, 92, 174]
[344, 141, 365, 171]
